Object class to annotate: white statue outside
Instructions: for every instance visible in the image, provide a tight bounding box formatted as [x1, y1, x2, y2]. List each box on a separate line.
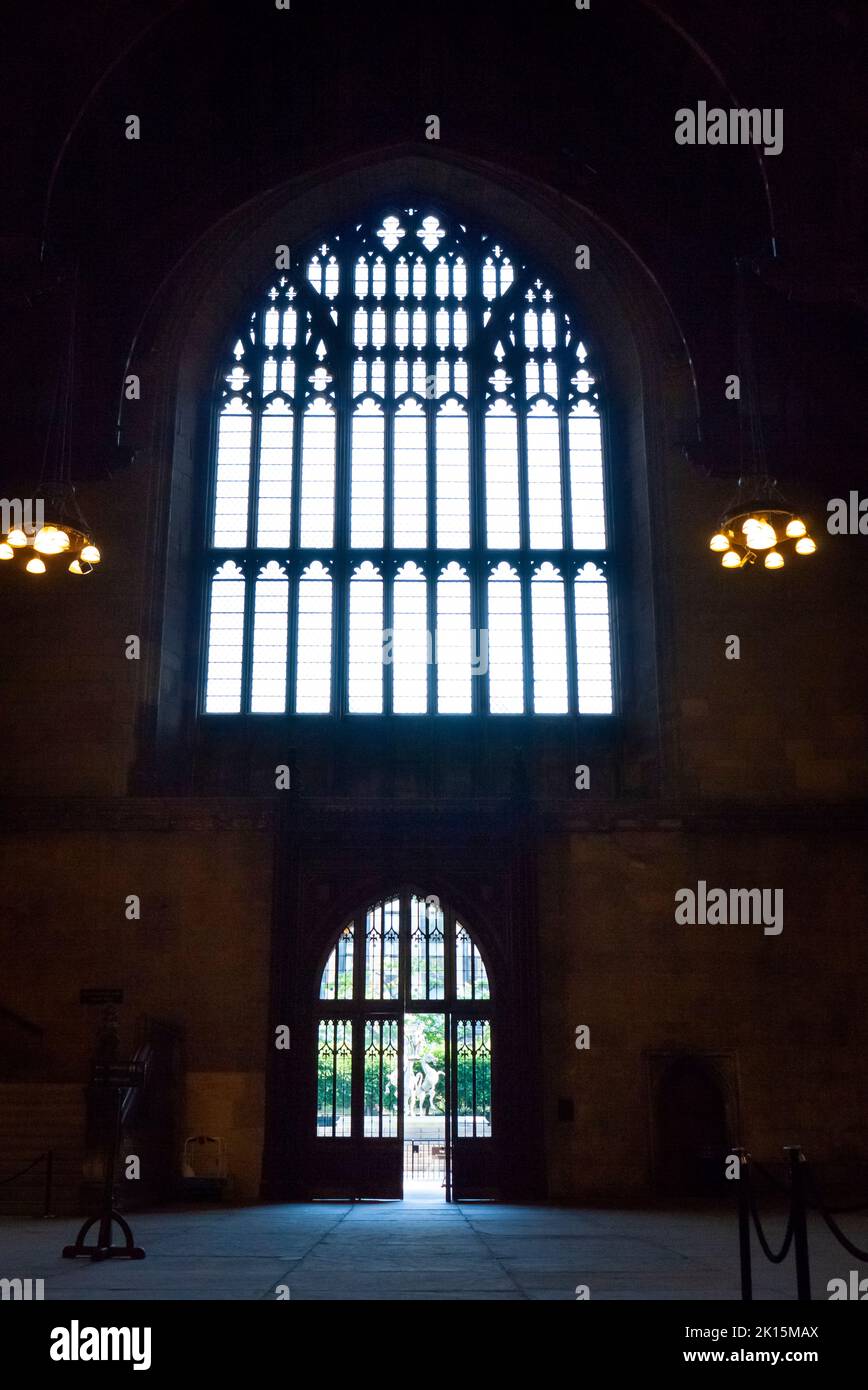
[388, 1018, 443, 1117]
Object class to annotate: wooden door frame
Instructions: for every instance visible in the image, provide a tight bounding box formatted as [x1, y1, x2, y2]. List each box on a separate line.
[261, 800, 545, 1203]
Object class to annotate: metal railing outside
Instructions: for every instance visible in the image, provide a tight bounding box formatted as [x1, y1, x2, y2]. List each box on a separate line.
[404, 1140, 446, 1181]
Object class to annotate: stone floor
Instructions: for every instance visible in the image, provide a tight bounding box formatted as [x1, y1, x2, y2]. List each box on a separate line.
[1, 1194, 866, 1300]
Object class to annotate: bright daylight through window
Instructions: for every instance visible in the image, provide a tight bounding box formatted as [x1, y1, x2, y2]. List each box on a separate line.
[204, 208, 614, 716]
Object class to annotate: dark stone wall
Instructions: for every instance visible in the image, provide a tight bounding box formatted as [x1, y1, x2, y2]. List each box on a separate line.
[1, 1, 866, 1199]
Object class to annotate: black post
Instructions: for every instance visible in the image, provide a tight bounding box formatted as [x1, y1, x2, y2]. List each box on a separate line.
[734, 1148, 752, 1301]
[786, 1145, 811, 1302]
[42, 1149, 54, 1219]
[95, 1089, 122, 1252]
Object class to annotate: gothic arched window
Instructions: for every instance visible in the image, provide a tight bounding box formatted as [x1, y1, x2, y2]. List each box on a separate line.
[203, 208, 614, 716]
[315, 892, 492, 1143]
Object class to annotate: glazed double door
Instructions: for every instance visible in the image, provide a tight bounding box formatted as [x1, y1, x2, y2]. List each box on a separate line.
[313, 1008, 495, 1200]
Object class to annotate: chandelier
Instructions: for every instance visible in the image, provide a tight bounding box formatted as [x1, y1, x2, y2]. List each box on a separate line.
[709, 263, 815, 572]
[1, 270, 101, 576]
[0, 493, 101, 575]
[709, 474, 816, 570]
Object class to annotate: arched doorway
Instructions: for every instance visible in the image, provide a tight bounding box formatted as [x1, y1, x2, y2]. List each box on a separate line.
[654, 1055, 730, 1197]
[313, 890, 495, 1200]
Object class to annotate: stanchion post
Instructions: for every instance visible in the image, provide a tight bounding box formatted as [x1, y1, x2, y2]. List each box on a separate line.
[733, 1148, 753, 1301]
[785, 1145, 811, 1302]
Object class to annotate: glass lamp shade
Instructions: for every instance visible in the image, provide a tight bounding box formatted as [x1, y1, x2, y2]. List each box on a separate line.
[25, 556, 47, 574]
[6, 528, 27, 547]
[764, 550, 784, 569]
[33, 524, 70, 554]
[741, 516, 777, 550]
[80, 544, 101, 563]
[721, 551, 742, 569]
[0, 543, 13, 560]
[709, 532, 730, 552]
[795, 536, 816, 555]
[785, 518, 807, 539]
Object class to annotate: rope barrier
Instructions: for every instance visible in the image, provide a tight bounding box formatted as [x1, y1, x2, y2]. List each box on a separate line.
[805, 1164, 868, 1263]
[736, 1146, 868, 1302]
[748, 1183, 795, 1263]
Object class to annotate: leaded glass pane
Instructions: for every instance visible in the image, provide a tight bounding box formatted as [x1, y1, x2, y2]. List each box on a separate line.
[212, 403, 251, 547]
[455, 923, 490, 1001]
[487, 562, 524, 714]
[575, 562, 614, 714]
[531, 563, 569, 714]
[350, 400, 385, 548]
[299, 400, 335, 548]
[296, 561, 332, 713]
[349, 562, 384, 713]
[569, 402, 607, 549]
[365, 898, 400, 999]
[364, 1019, 400, 1138]
[205, 561, 245, 712]
[484, 403, 520, 548]
[204, 210, 613, 718]
[392, 562, 429, 713]
[316, 1019, 352, 1137]
[320, 924, 354, 1000]
[526, 400, 563, 549]
[410, 896, 445, 1000]
[455, 1019, 492, 1138]
[436, 404, 470, 549]
[251, 561, 289, 713]
[436, 563, 472, 713]
[393, 400, 427, 547]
